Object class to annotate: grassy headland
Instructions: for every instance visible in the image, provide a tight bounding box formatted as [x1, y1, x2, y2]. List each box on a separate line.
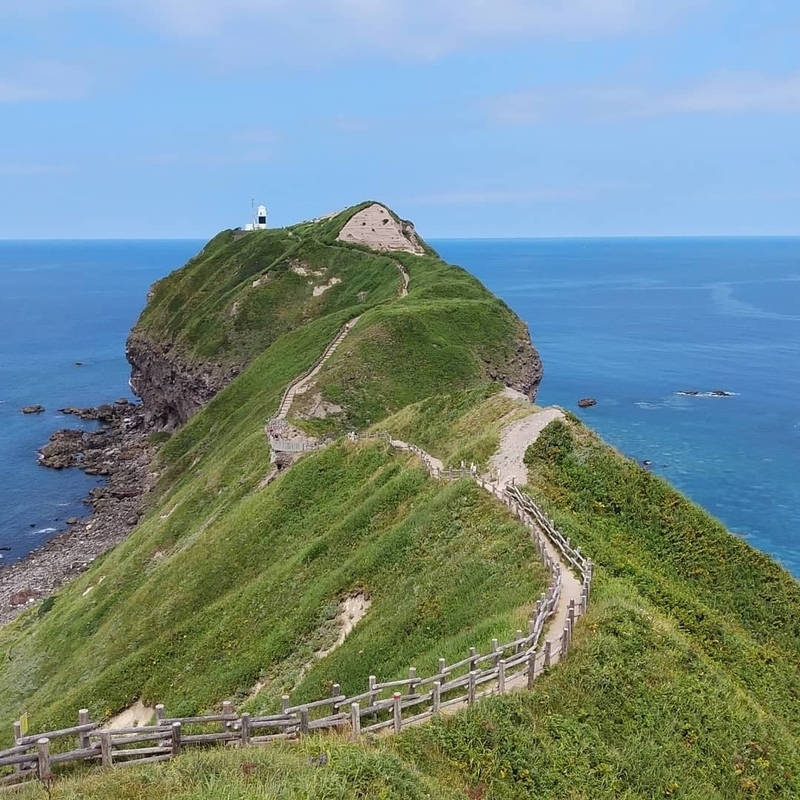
[1, 205, 798, 799]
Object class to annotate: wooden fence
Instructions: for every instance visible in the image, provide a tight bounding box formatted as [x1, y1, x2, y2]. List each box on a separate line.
[2, 432, 592, 789]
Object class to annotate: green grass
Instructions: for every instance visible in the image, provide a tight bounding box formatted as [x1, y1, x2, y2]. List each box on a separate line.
[0, 435, 547, 736]
[399, 581, 800, 799]
[10, 738, 463, 800]
[3, 205, 800, 797]
[522, 419, 800, 736]
[376, 384, 536, 470]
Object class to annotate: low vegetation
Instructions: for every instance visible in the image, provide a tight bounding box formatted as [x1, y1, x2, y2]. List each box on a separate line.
[2, 206, 799, 798]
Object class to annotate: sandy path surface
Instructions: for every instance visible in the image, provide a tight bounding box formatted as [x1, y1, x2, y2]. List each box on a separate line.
[490, 407, 565, 486]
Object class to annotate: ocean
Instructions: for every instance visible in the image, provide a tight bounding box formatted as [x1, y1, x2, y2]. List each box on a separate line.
[434, 238, 800, 578]
[1, 237, 798, 578]
[0, 240, 202, 564]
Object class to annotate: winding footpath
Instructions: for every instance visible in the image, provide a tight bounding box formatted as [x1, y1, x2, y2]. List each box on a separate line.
[269, 257, 586, 685]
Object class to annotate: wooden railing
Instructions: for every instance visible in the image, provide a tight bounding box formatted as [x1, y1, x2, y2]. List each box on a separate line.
[2, 431, 593, 788]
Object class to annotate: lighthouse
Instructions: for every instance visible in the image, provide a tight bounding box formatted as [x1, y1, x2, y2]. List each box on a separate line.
[256, 205, 268, 229]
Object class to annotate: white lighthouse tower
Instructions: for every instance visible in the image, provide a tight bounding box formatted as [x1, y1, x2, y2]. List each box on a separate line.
[243, 198, 269, 232]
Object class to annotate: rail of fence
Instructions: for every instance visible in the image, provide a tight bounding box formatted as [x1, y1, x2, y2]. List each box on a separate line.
[2, 432, 592, 788]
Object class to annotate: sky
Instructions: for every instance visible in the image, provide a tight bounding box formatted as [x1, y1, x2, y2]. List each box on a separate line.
[2, 0, 800, 238]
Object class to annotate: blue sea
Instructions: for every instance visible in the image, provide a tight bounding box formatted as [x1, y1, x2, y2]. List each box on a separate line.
[1, 238, 799, 578]
[0, 241, 202, 564]
[435, 238, 800, 578]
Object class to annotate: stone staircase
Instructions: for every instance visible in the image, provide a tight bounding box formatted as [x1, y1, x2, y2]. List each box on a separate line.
[275, 316, 361, 421]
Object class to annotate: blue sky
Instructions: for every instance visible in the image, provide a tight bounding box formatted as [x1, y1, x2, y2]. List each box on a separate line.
[2, 0, 800, 238]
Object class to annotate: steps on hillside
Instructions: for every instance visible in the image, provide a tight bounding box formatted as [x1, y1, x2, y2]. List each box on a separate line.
[276, 316, 361, 420]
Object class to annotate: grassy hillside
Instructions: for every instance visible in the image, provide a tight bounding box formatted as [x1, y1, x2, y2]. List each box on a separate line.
[2, 203, 799, 798]
[0, 203, 547, 739]
[10, 411, 800, 799]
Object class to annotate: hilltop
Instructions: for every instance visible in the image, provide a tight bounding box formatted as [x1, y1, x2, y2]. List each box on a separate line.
[1, 203, 799, 799]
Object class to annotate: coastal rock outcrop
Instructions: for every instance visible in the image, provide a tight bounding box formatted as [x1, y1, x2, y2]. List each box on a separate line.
[578, 398, 597, 408]
[126, 335, 240, 430]
[21, 405, 45, 414]
[1, 401, 157, 624]
[337, 203, 426, 254]
[482, 325, 543, 401]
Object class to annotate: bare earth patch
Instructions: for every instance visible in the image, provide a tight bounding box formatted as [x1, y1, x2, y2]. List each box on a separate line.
[249, 593, 371, 701]
[337, 204, 425, 254]
[312, 277, 341, 297]
[490, 407, 566, 488]
[103, 699, 154, 731]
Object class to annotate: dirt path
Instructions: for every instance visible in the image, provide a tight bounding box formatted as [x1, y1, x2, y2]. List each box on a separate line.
[393, 261, 409, 298]
[276, 316, 361, 421]
[384, 411, 583, 667]
[490, 407, 565, 486]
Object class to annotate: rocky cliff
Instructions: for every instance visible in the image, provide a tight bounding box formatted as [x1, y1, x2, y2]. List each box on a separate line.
[126, 334, 241, 430]
[125, 202, 544, 429]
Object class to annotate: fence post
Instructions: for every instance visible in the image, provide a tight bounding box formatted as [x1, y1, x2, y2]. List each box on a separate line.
[368, 676, 377, 711]
[78, 708, 91, 750]
[392, 693, 402, 733]
[468, 671, 477, 706]
[155, 704, 166, 723]
[222, 701, 233, 734]
[100, 731, 112, 767]
[498, 660, 506, 696]
[171, 722, 182, 757]
[408, 667, 417, 695]
[299, 708, 309, 736]
[469, 647, 477, 671]
[332, 684, 341, 711]
[562, 626, 570, 658]
[527, 651, 537, 689]
[281, 695, 290, 714]
[491, 639, 500, 666]
[12, 721, 23, 775]
[515, 630, 524, 654]
[37, 738, 51, 779]
[350, 703, 361, 740]
[543, 640, 552, 668]
[240, 713, 251, 746]
[568, 599, 576, 629]
[438, 658, 446, 678]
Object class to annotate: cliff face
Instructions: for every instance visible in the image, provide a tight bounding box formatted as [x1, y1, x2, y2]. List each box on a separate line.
[490, 323, 543, 401]
[126, 334, 240, 430]
[125, 202, 544, 428]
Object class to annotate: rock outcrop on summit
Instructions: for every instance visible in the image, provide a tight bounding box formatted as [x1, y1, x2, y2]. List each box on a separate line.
[336, 203, 425, 254]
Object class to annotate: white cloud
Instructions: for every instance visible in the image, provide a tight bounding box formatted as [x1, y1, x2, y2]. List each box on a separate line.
[1, 1, 699, 64]
[409, 188, 597, 205]
[487, 71, 800, 123]
[0, 164, 74, 175]
[0, 62, 88, 102]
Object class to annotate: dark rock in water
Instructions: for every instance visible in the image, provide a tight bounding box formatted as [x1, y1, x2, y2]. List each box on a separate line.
[116, 397, 129, 405]
[60, 406, 98, 420]
[711, 390, 734, 397]
[74, 361, 84, 366]
[677, 390, 700, 396]
[66, 517, 78, 525]
[21, 405, 45, 414]
[642, 460, 653, 467]
[577, 398, 597, 408]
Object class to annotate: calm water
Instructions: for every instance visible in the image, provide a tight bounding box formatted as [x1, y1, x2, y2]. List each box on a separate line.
[0, 240, 202, 563]
[1, 238, 798, 578]
[434, 238, 800, 577]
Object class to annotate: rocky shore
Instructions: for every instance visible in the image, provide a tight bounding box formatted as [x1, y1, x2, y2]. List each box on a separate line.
[0, 401, 157, 624]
